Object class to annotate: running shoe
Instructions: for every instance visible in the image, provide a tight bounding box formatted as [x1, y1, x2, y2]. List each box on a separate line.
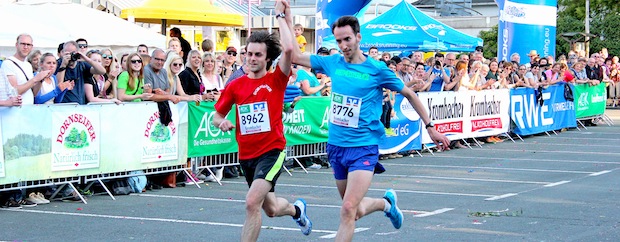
[293, 199, 312, 235]
[383, 189, 403, 229]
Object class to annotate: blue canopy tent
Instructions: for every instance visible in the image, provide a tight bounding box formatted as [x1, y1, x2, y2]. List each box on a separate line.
[345, 1, 483, 52]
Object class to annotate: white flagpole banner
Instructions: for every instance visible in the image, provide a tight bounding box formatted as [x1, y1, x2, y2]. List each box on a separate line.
[51, 109, 101, 171]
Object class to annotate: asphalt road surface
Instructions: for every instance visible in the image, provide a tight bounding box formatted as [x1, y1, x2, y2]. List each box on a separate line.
[2, 110, 619, 241]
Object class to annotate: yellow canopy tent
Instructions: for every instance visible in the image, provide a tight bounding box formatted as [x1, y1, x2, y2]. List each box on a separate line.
[120, 0, 244, 34]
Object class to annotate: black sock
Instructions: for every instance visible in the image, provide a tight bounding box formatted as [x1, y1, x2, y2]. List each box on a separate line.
[292, 205, 301, 220]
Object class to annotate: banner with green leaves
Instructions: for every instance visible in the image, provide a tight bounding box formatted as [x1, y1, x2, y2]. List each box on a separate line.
[573, 83, 606, 119]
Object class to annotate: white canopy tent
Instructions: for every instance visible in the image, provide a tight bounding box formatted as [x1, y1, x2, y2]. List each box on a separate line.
[0, 1, 165, 58]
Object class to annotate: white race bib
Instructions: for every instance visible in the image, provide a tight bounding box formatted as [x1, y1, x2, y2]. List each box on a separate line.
[329, 93, 362, 128]
[238, 101, 271, 135]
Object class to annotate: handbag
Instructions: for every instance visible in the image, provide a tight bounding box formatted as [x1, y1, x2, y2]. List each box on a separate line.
[127, 171, 148, 193]
[112, 179, 133, 195]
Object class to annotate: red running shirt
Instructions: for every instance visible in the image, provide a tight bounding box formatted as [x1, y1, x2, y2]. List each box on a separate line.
[215, 66, 288, 160]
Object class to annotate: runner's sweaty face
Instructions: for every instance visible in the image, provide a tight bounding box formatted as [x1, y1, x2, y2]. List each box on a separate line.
[333, 25, 361, 62]
[246, 42, 268, 73]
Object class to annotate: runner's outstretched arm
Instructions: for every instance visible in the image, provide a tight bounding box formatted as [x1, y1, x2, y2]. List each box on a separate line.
[399, 86, 450, 150]
[280, 1, 311, 68]
[276, 0, 293, 77]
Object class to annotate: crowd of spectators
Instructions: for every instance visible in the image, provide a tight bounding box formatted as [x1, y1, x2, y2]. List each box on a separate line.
[1, 30, 618, 208]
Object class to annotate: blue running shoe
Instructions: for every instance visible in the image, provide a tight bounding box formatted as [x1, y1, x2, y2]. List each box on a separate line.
[293, 199, 312, 235]
[383, 189, 403, 229]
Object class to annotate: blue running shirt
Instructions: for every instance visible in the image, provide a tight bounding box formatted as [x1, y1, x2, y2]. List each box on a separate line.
[311, 54, 404, 147]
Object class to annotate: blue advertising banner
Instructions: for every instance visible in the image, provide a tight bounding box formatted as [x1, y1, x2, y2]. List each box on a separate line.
[497, 0, 557, 63]
[315, 0, 371, 50]
[510, 84, 577, 135]
[379, 94, 422, 154]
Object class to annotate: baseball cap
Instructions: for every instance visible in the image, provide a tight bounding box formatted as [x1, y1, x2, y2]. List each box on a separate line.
[226, 46, 237, 53]
[317, 47, 329, 55]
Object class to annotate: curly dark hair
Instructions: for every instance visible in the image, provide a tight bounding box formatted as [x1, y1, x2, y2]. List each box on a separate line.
[247, 31, 281, 71]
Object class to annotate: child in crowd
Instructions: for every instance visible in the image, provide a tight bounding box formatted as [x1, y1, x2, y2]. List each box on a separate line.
[294, 23, 307, 53]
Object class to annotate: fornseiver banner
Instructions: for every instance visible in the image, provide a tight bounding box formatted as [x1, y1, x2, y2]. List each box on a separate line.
[573, 83, 607, 119]
[497, 0, 557, 63]
[418, 89, 511, 144]
[510, 84, 577, 135]
[51, 110, 101, 171]
[379, 94, 422, 154]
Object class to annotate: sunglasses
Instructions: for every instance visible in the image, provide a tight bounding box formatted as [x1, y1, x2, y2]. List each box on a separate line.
[102, 54, 113, 60]
[227, 51, 237, 56]
[172, 63, 183, 67]
[130, 59, 142, 64]
[78, 44, 88, 49]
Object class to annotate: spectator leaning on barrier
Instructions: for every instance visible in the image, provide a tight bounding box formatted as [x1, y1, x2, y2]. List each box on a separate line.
[179, 50, 216, 102]
[56, 40, 107, 105]
[117, 53, 153, 102]
[2, 34, 50, 105]
[163, 52, 201, 103]
[144, 49, 171, 93]
[34, 52, 73, 104]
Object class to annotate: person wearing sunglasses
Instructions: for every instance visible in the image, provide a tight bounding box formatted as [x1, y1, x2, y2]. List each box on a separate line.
[76, 38, 89, 55]
[117, 53, 153, 102]
[56, 40, 107, 105]
[220, 46, 239, 81]
[100, 48, 119, 98]
[84, 50, 121, 104]
[163, 53, 201, 103]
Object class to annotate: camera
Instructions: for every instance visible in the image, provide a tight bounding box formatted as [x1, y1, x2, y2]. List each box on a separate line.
[435, 60, 441, 68]
[70, 52, 81, 62]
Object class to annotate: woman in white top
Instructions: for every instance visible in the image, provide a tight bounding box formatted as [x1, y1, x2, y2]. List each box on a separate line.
[34, 53, 74, 104]
[200, 52, 224, 101]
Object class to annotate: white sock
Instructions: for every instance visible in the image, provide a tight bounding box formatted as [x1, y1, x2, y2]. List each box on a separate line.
[383, 198, 391, 213]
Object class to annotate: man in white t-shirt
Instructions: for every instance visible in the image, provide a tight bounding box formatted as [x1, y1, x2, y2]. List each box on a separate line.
[0, 34, 50, 105]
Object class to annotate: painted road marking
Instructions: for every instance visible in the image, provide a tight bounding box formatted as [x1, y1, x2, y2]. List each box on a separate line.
[413, 208, 455, 218]
[0, 209, 356, 235]
[319, 228, 370, 239]
[387, 164, 594, 174]
[543, 181, 571, 187]
[429, 155, 620, 165]
[485, 193, 518, 201]
[589, 170, 611, 176]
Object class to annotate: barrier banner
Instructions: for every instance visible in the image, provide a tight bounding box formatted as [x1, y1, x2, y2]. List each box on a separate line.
[283, 97, 329, 146]
[418, 89, 511, 144]
[188, 102, 237, 158]
[379, 94, 422, 154]
[99, 102, 186, 173]
[573, 83, 606, 119]
[51, 109, 101, 171]
[510, 85, 577, 135]
[140, 103, 179, 163]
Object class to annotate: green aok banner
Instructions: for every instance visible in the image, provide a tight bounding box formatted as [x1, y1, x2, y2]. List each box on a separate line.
[573, 83, 606, 119]
[283, 96, 330, 146]
[188, 97, 331, 157]
[188, 102, 238, 158]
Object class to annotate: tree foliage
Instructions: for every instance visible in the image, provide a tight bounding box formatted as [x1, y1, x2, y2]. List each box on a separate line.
[479, 25, 498, 59]
[3, 134, 51, 160]
[558, 0, 619, 20]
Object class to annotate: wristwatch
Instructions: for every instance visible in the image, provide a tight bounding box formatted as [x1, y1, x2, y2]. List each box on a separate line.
[275, 12, 285, 19]
[425, 122, 435, 129]
[58, 67, 66, 72]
